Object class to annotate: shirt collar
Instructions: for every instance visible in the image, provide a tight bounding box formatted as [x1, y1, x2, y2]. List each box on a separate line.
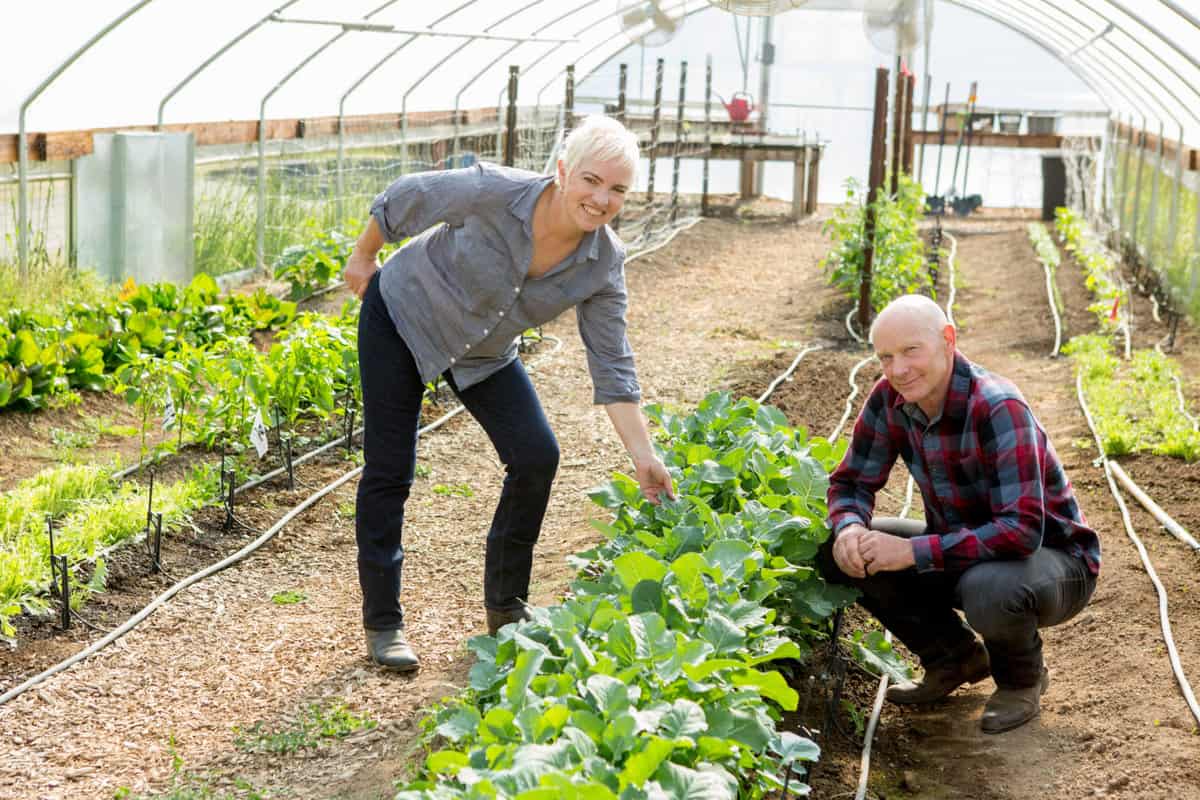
[892, 350, 973, 425]
[508, 173, 603, 263]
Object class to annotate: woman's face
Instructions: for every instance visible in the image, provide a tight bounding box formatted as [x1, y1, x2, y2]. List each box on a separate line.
[556, 155, 634, 233]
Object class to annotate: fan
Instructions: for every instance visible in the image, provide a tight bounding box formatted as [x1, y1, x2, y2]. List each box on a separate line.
[618, 1, 685, 47]
[705, 0, 809, 15]
[863, 0, 932, 56]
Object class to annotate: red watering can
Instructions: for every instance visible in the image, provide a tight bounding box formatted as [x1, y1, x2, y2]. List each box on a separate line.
[719, 91, 755, 123]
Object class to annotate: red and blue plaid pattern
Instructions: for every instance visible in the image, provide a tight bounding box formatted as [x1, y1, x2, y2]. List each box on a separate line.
[828, 351, 1101, 576]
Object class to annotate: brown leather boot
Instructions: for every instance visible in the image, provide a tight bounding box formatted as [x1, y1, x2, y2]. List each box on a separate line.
[886, 642, 991, 704]
[486, 606, 533, 636]
[981, 667, 1050, 734]
[365, 628, 419, 673]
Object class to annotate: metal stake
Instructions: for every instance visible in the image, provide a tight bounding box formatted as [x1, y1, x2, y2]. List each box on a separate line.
[670, 60, 687, 224]
[702, 55, 713, 218]
[647, 58, 665, 202]
[504, 66, 519, 167]
[59, 556, 70, 630]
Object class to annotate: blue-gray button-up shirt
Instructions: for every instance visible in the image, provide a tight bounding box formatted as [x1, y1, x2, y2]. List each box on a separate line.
[372, 162, 641, 405]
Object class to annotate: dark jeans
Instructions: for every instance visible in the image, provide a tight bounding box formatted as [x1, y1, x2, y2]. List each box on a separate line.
[817, 517, 1096, 689]
[355, 272, 559, 631]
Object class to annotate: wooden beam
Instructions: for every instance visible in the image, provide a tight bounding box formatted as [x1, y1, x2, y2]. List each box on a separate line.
[909, 131, 1097, 150]
[0, 107, 501, 164]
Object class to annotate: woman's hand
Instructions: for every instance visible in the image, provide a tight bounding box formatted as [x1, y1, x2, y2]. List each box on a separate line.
[635, 455, 676, 506]
[344, 250, 379, 299]
[344, 217, 387, 299]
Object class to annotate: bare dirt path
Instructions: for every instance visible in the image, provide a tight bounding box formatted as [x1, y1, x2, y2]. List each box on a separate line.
[0, 208, 832, 799]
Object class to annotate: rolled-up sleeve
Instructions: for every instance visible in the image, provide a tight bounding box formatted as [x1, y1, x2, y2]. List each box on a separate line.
[577, 262, 641, 406]
[369, 164, 483, 243]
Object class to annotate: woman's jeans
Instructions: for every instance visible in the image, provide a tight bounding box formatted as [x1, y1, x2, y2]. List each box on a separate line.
[356, 272, 559, 631]
[817, 517, 1097, 689]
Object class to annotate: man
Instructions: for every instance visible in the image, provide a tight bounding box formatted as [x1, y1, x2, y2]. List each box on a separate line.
[819, 294, 1100, 733]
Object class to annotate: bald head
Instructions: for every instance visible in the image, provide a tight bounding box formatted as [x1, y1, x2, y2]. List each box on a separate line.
[869, 294, 951, 347]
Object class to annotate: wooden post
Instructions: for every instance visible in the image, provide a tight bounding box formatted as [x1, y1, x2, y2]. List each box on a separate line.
[903, 73, 916, 176]
[806, 143, 822, 215]
[792, 143, 806, 221]
[564, 65, 575, 135]
[740, 151, 755, 200]
[504, 65, 518, 167]
[616, 63, 628, 125]
[701, 55, 712, 217]
[646, 57, 664, 202]
[670, 60, 687, 223]
[1131, 123, 1147, 246]
[891, 59, 904, 196]
[860, 68, 891, 333]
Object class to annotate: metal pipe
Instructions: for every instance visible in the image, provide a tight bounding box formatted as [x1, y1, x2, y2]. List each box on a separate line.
[266, 14, 575, 43]
[157, 0, 303, 129]
[917, 73, 932, 185]
[1168, 124, 1185, 269]
[258, 1, 404, 268]
[18, 0, 158, 275]
[1131, 116, 1148, 246]
[702, 54, 712, 218]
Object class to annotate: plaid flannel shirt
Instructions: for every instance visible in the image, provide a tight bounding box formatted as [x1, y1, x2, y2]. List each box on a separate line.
[827, 351, 1101, 576]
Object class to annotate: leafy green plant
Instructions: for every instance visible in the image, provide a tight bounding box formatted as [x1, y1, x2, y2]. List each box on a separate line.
[822, 174, 933, 313]
[1055, 207, 1126, 333]
[432, 483, 474, 498]
[394, 393, 896, 799]
[270, 589, 307, 605]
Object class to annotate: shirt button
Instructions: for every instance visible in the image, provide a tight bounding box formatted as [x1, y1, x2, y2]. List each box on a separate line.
[514, 286, 521, 294]
[483, 328, 489, 335]
[449, 357, 456, 365]
[464, 344, 471, 351]
[498, 311, 505, 317]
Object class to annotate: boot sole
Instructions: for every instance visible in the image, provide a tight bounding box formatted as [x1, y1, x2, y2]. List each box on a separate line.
[371, 658, 420, 674]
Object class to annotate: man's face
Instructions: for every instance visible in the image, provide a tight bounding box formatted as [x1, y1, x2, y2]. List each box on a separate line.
[872, 316, 955, 415]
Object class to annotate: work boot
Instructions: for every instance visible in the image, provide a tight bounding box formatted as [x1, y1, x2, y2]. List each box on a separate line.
[886, 642, 991, 704]
[486, 606, 533, 636]
[365, 628, 419, 673]
[981, 667, 1050, 734]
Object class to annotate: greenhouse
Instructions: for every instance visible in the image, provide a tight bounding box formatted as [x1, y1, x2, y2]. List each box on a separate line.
[1, 1, 1199, 798]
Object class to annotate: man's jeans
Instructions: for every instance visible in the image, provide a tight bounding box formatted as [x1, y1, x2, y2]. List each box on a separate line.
[356, 272, 559, 631]
[817, 518, 1096, 689]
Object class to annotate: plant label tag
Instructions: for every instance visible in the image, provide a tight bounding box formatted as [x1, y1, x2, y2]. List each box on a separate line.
[162, 392, 177, 431]
[250, 408, 270, 458]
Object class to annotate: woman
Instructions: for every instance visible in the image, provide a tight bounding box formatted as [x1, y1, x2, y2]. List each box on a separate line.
[343, 115, 675, 672]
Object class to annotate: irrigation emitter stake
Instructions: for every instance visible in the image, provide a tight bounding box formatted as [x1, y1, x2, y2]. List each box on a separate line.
[56, 555, 71, 631]
[150, 513, 164, 574]
[45, 514, 58, 595]
[344, 395, 357, 453]
[223, 469, 236, 533]
[145, 468, 156, 533]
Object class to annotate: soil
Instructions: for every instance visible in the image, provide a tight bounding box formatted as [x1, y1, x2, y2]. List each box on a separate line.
[2, 202, 1200, 799]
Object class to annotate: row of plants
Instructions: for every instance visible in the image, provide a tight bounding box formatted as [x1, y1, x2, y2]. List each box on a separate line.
[112, 305, 361, 466]
[1054, 206, 1128, 334]
[0, 462, 212, 639]
[0, 272, 297, 411]
[1065, 334, 1200, 461]
[398, 393, 908, 799]
[821, 173, 934, 313]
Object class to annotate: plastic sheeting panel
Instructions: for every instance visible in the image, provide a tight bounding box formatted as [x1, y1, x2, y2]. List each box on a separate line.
[74, 132, 194, 284]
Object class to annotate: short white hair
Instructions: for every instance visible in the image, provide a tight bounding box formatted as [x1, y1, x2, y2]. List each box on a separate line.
[558, 115, 640, 184]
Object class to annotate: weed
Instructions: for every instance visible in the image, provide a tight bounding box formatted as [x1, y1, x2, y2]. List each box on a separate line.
[233, 701, 376, 754]
[270, 590, 307, 606]
[432, 483, 474, 498]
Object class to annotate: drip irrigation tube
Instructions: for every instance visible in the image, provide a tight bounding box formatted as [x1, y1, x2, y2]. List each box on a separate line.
[845, 307, 865, 345]
[756, 345, 826, 405]
[1076, 373, 1200, 729]
[1108, 461, 1199, 550]
[828, 357, 876, 443]
[1039, 250, 1064, 358]
[0, 336, 567, 708]
[624, 215, 705, 265]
